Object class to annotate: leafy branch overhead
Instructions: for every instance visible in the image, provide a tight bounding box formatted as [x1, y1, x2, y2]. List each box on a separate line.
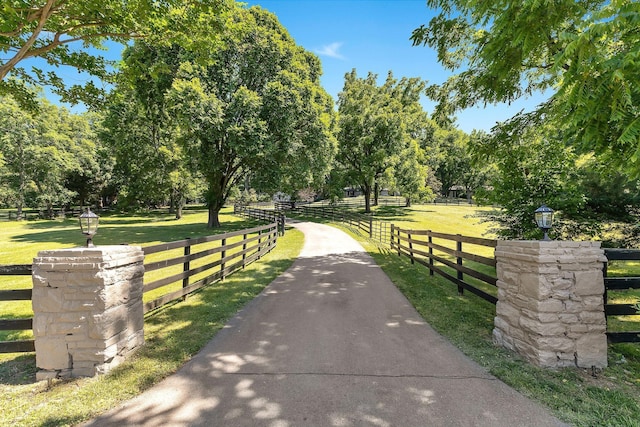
[0, 0, 230, 109]
[412, 0, 640, 173]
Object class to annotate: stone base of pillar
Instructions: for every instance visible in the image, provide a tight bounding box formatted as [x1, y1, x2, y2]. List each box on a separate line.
[493, 240, 608, 369]
[32, 246, 145, 380]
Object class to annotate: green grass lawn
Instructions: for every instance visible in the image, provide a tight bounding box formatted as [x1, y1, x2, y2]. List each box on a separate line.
[0, 207, 305, 427]
[316, 204, 640, 427]
[2, 202, 640, 426]
[0, 207, 259, 337]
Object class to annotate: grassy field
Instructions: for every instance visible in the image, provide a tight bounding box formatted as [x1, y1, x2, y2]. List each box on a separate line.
[0, 207, 305, 426]
[2, 202, 640, 426]
[313, 203, 640, 426]
[0, 207, 262, 335]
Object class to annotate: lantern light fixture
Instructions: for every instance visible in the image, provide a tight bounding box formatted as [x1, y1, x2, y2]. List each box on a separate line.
[79, 208, 99, 247]
[534, 204, 554, 241]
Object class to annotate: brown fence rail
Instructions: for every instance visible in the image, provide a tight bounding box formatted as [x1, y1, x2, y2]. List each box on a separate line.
[295, 205, 392, 245]
[234, 205, 285, 235]
[391, 225, 498, 304]
[603, 248, 640, 343]
[142, 222, 278, 313]
[0, 264, 35, 353]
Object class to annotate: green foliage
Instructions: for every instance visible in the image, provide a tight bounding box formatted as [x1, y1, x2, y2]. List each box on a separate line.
[393, 140, 433, 206]
[167, 5, 336, 227]
[0, 96, 109, 214]
[470, 113, 588, 240]
[101, 42, 202, 215]
[0, 0, 232, 109]
[335, 70, 428, 212]
[579, 156, 640, 222]
[432, 128, 490, 200]
[412, 0, 640, 175]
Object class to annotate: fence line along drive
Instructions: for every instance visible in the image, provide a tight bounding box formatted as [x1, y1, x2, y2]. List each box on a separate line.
[142, 222, 278, 313]
[603, 248, 640, 343]
[234, 205, 286, 235]
[291, 204, 392, 245]
[0, 222, 279, 368]
[0, 264, 34, 353]
[391, 225, 498, 304]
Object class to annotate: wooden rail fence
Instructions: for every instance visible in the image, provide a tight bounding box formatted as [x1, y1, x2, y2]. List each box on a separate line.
[297, 205, 392, 245]
[234, 205, 286, 235]
[391, 225, 498, 304]
[0, 222, 279, 353]
[142, 222, 278, 313]
[603, 248, 640, 343]
[0, 264, 35, 353]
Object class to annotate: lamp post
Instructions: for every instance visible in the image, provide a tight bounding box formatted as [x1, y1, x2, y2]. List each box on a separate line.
[534, 204, 554, 241]
[79, 208, 99, 247]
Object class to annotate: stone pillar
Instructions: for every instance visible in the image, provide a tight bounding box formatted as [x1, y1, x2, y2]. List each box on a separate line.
[493, 241, 608, 369]
[32, 246, 145, 380]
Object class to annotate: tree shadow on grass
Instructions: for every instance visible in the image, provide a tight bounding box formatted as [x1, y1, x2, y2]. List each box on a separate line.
[0, 353, 36, 385]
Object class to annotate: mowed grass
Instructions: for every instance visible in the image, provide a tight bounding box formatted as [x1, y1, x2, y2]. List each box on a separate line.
[0, 207, 257, 338]
[0, 207, 305, 427]
[319, 203, 640, 426]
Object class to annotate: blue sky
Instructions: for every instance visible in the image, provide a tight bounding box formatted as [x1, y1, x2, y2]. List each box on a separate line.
[31, 0, 548, 133]
[245, 0, 549, 133]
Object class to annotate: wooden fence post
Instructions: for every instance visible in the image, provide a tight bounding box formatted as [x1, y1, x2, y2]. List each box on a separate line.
[242, 233, 247, 268]
[408, 232, 414, 264]
[456, 235, 464, 295]
[183, 238, 191, 300]
[428, 231, 434, 276]
[257, 230, 262, 260]
[221, 238, 226, 280]
[369, 218, 373, 238]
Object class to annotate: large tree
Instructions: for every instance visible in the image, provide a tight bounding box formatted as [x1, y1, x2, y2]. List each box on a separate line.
[101, 42, 201, 217]
[336, 70, 427, 213]
[470, 114, 586, 240]
[0, 96, 106, 217]
[168, 6, 336, 227]
[0, 0, 230, 109]
[412, 0, 640, 173]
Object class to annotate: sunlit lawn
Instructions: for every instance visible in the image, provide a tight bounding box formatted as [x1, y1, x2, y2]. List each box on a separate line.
[322, 202, 640, 427]
[0, 206, 305, 426]
[0, 206, 260, 340]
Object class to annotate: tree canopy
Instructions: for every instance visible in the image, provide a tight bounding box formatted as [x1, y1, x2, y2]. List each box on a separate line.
[335, 70, 430, 212]
[0, 0, 230, 109]
[167, 5, 336, 227]
[412, 0, 640, 173]
[0, 96, 109, 217]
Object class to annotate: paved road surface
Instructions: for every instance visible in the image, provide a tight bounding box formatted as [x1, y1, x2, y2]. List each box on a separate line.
[84, 222, 567, 427]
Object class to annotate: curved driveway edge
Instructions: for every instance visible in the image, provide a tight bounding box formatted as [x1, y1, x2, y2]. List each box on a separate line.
[84, 222, 568, 427]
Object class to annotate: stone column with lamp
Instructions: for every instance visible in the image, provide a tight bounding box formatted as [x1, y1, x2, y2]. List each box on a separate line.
[32, 209, 146, 380]
[493, 205, 609, 369]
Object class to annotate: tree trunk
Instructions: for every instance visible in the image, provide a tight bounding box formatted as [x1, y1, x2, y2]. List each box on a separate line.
[405, 197, 411, 207]
[169, 193, 176, 214]
[208, 205, 221, 228]
[373, 182, 379, 206]
[363, 184, 372, 213]
[175, 197, 184, 220]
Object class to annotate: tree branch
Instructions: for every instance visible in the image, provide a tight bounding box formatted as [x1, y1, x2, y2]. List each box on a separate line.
[0, 0, 57, 80]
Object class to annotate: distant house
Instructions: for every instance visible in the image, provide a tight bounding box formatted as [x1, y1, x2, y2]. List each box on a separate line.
[344, 186, 392, 198]
[344, 187, 362, 197]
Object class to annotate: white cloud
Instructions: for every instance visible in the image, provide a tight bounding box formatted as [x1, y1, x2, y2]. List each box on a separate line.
[315, 42, 345, 59]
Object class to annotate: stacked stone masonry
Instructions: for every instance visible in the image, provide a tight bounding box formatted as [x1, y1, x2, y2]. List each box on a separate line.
[493, 240, 608, 369]
[32, 246, 145, 380]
